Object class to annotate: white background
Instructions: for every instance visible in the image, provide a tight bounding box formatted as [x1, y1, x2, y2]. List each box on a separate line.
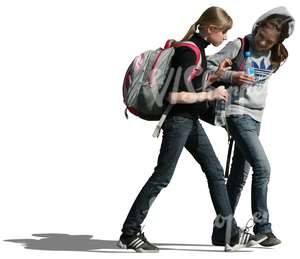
[0, 0, 299, 258]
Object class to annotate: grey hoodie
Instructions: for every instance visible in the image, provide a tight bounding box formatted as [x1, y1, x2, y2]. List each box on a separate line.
[207, 6, 295, 124]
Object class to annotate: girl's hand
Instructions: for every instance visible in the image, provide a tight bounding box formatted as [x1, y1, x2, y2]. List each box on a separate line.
[215, 58, 232, 78]
[232, 71, 254, 86]
[207, 58, 232, 85]
[207, 86, 228, 102]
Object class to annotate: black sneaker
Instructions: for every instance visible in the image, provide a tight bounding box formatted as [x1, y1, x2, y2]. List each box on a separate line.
[259, 232, 281, 247]
[212, 218, 267, 251]
[117, 232, 159, 253]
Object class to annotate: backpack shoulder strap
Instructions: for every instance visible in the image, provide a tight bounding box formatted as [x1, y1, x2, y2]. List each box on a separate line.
[173, 41, 202, 68]
[237, 36, 249, 54]
[235, 37, 245, 60]
[152, 40, 202, 138]
[243, 36, 250, 52]
[174, 41, 203, 82]
[152, 103, 173, 138]
[233, 36, 250, 70]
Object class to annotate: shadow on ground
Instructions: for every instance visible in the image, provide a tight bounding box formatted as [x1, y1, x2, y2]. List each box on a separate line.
[4, 233, 263, 253]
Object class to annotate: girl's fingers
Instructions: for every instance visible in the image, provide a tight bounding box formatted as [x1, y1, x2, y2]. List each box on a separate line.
[240, 76, 254, 84]
[219, 59, 232, 72]
[222, 58, 232, 65]
[223, 66, 232, 71]
[241, 74, 254, 81]
[218, 92, 228, 101]
[224, 93, 229, 101]
[225, 58, 233, 65]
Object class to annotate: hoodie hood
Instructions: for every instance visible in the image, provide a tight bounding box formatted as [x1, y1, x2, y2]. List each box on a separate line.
[252, 6, 295, 37]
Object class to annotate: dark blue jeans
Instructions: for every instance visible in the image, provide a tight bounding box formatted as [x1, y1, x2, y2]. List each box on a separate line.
[122, 115, 238, 237]
[226, 114, 272, 234]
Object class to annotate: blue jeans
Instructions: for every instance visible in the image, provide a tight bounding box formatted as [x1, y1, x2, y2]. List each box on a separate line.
[122, 115, 238, 237]
[226, 114, 272, 234]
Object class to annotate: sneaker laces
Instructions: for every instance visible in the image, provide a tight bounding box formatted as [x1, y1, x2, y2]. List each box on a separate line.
[244, 218, 254, 232]
[137, 226, 148, 243]
[239, 218, 254, 245]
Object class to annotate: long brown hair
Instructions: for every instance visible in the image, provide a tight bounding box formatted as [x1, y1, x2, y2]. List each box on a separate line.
[256, 14, 291, 72]
[181, 6, 233, 42]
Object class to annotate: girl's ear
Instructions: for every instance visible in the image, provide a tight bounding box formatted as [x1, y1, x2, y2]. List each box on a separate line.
[195, 23, 200, 33]
[207, 25, 217, 34]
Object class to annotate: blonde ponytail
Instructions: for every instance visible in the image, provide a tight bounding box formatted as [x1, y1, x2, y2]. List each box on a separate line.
[180, 6, 232, 43]
[182, 23, 198, 41]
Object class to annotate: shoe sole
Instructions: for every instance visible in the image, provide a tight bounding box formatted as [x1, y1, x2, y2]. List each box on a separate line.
[224, 236, 268, 252]
[212, 241, 225, 246]
[246, 235, 268, 247]
[225, 243, 246, 252]
[260, 239, 282, 247]
[117, 240, 159, 253]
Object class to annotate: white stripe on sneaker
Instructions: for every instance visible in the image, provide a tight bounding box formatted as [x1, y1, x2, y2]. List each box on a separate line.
[129, 238, 140, 246]
[241, 233, 247, 245]
[130, 238, 145, 248]
[133, 240, 144, 248]
[245, 233, 250, 244]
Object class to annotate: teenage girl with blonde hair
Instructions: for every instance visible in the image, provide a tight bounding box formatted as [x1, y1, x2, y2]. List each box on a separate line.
[118, 6, 266, 253]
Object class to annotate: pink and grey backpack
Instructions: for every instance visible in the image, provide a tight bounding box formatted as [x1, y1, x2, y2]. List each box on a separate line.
[122, 39, 202, 137]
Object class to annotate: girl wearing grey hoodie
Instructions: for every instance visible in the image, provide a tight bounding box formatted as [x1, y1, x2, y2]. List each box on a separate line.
[208, 7, 294, 247]
[169, 7, 295, 247]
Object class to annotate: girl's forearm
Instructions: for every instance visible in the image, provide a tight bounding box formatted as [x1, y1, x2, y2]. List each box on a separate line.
[168, 92, 209, 104]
